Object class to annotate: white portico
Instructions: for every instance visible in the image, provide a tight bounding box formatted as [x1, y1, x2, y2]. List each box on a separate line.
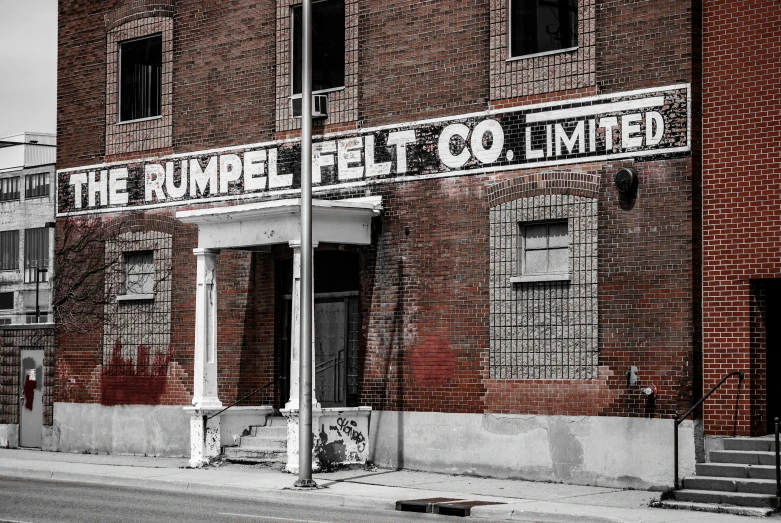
[176, 196, 380, 468]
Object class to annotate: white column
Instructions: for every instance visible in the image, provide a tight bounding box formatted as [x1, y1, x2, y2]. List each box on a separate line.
[285, 240, 319, 410]
[192, 248, 222, 409]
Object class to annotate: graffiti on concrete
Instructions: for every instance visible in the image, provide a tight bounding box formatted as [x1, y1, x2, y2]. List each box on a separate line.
[330, 417, 366, 453]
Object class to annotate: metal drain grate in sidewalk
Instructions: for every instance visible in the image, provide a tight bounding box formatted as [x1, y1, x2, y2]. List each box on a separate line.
[396, 498, 506, 517]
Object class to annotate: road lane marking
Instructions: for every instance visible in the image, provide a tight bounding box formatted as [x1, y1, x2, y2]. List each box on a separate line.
[218, 513, 329, 523]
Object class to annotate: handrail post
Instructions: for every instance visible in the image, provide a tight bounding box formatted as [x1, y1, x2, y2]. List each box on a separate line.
[775, 417, 780, 499]
[674, 414, 679, 490]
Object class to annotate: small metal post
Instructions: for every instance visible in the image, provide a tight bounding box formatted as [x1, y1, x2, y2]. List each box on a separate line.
[673, 414, 679, 490]
[774, 417, 780, 499]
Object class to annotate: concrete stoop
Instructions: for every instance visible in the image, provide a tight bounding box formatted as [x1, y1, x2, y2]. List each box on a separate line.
[664, 436, 780, 517]
[223, 415, 287, 468]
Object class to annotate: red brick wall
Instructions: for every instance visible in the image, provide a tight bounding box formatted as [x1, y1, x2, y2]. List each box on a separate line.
[702, 0, 781, 436]
[357, 0, 489, 127]
[597, 0, 699, 94]
[53, 0, 699, 421]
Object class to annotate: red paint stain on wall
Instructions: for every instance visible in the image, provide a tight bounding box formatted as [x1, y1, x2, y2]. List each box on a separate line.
[101, 376, 167, 406]
[410, 334, 456, 386]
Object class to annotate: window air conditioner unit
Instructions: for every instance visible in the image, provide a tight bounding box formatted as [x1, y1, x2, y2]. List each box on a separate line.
[292, 94, 328, 119]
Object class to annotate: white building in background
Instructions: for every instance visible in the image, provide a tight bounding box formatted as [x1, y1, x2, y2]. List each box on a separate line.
[0, 133, 56, 324]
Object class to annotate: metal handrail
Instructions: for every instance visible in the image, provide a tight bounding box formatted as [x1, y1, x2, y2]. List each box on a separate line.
[673, 370, 744, 490]
[206, 379, 276, 420]
[775, 417, 780, 499]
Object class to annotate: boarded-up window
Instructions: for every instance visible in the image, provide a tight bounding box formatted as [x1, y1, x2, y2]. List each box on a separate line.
[0, 230, 19, 270]
[24, 228, 49, 283]
[125, 251, 155, 295]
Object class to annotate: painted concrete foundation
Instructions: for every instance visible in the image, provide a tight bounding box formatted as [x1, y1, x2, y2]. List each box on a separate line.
[52, 402, 190, 457]
[368, 411, 695, 490]
[283, 407, 371, 473]
[0, 424, 18, 448]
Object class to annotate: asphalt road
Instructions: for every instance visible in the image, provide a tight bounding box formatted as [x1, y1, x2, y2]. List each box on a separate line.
[0, 476, 460, 523]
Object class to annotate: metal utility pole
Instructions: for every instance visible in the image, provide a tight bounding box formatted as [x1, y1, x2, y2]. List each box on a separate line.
[295, 0, 316, 488]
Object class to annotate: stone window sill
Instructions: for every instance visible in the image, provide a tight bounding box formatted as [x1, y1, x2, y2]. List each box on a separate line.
[506, 46, 578, 62]
[116, 293, 154, 302]
[116, 115, 163, 126]
[511, 273, 571, 284]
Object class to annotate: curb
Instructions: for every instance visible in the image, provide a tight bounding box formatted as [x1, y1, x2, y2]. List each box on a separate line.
[470, 504, 627, 523]
[0, 467, 398, 512]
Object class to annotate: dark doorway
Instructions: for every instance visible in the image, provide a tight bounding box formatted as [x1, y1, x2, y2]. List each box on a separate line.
[277, 250, 361, 409]
[766, 281, 781, 433]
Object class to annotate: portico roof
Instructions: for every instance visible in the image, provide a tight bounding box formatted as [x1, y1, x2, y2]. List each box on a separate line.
[176, 196, 382, 249]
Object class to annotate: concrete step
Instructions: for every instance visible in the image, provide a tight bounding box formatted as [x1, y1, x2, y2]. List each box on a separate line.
[223, 447, 286, 463]
[238, 436, 286, 450]
[265, 416, 288, 427]
[723, 437, 776, 453]
[683, 476, 779, 495]
[697, 462, 778, 480]
[249, 425, 287, 438]
[672, 489, 778, 508]
[652, 499, 777, 517]
[709, 450, 777, 466]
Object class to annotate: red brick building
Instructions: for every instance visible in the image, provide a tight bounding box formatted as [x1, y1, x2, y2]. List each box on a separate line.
[701, 1, 781, 440]
[31, 0, 712, 489]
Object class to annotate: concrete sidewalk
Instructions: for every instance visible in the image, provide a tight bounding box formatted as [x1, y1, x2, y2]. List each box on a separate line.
[0, 448, 772, 522]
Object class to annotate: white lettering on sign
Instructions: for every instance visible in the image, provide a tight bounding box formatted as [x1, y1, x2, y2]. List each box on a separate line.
[58, 85, 688, 213]
[109, 168, 129, 205]
[338, 137, 363, 181]
[243, 150, 268, 191]
[88, 170, 108, 207]
[190, 156, 217, 198]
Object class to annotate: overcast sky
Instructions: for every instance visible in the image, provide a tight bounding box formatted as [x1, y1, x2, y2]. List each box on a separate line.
[0, 0, 57, 139]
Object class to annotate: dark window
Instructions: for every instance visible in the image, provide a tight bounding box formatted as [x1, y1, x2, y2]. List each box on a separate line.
[0, 177, 20, 202]
[292, 0, 345, 95]
[510, 0, 577, 58]
[120, 35, 162, 122]
[24, 227, 49, 283]
[0, 230, 19, 270]
[25, 173, 50, 199]
[0, 292, 13, 310]
[125, 251, 155, 295]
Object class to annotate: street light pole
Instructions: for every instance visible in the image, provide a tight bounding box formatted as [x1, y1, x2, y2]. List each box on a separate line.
[295, 0, 316, 488]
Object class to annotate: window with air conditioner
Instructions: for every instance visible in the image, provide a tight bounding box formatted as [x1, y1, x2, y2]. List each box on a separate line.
[291, 0, 345, 98]
[510, 0, 578, 58]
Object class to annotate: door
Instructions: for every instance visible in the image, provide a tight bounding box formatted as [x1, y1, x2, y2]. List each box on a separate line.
[315, 299, 347, 407]
[19, 349, 43, 448]
[767, 283, 781, 433]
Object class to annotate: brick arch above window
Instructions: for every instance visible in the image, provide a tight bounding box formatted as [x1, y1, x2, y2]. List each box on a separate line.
[486, 170, 599, 208]
[104, 1, 175, 32]
[103, 212, 181, 239]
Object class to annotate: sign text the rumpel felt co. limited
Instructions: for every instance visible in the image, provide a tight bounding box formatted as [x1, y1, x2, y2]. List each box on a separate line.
[57, 84, 689, 215]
